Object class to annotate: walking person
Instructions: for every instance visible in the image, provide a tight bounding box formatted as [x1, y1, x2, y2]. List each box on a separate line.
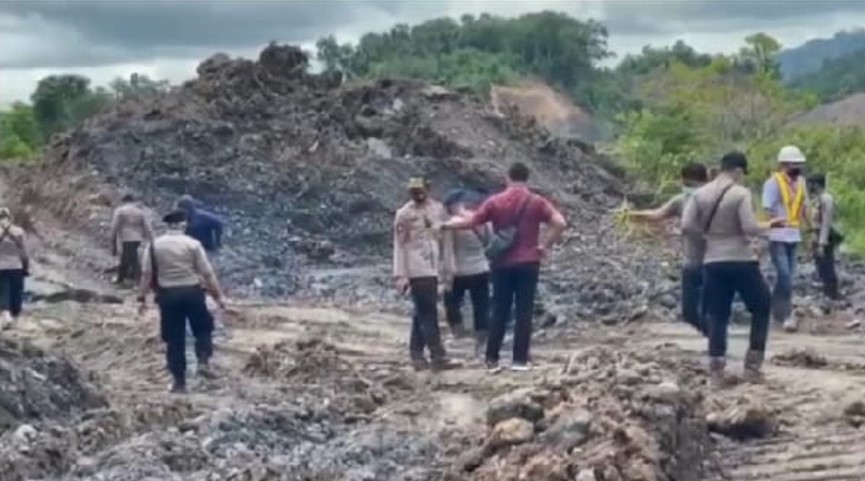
[807, 173, 841, 300]
[762, 145, 809, 331]
[628, 162, 710, 336]
[0, 208, 29, 329]
[442, 189, 492, 356]
[110, 194, 153, 286]
[139, 209, 228, 393]
[393, 177, 460, 371]
[444, 162, 567, 372]
[682, 151, 784, 387]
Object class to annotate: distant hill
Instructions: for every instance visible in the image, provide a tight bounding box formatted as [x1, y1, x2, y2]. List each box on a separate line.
[791, 47, 865, 101]
[777, 29, 865, 81]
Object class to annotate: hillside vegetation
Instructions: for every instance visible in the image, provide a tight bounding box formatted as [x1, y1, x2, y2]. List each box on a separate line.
[3, 12, 865, 250]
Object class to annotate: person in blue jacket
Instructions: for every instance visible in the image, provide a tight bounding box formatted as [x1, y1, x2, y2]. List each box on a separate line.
[176, 195, 223, 253]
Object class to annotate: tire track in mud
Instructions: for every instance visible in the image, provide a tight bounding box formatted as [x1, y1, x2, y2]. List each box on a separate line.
[710, 427, 865, 481]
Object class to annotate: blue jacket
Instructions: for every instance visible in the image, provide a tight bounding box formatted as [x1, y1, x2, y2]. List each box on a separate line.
[185, 208, 223, 252]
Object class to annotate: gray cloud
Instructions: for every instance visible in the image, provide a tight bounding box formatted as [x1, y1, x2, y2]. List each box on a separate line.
[0, 0, 864, 70]
[599, 1, 865, 37]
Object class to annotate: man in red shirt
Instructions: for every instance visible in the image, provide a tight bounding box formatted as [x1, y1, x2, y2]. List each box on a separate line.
[444, 162, 567, 372]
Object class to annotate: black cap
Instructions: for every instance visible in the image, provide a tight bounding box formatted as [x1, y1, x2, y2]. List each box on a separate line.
[807, 173, 826, 188]
[162, 209, 187, 224]
[720, 151, 749, 174]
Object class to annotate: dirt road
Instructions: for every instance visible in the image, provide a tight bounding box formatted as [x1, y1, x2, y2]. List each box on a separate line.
[3, 282, 865, 480]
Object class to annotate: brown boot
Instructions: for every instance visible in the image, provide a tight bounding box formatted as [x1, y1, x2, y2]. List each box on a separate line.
[743, 350, 765, 383]
[709, 357, 727, 389]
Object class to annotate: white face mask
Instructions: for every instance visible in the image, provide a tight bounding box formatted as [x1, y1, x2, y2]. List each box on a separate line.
[682, 186, 696, 196]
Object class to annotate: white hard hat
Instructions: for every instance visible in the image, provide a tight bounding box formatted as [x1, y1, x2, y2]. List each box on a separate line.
[777, 145, 806, 164]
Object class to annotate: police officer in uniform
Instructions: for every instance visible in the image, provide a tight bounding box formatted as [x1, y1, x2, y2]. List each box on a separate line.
[139, 209, 227, 393]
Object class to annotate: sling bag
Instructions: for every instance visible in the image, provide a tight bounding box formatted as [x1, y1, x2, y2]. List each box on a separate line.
[703, 183, 735, 233]
[484, 193, 533, 261]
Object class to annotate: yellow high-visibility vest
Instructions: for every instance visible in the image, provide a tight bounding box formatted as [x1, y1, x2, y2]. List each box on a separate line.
[774, 172, 805, 227]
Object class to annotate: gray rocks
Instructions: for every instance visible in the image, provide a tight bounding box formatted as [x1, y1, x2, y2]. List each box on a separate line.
[486, 389, 545, 426]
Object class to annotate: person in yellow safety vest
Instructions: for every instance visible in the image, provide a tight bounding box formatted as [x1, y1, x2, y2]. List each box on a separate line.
[761, 145, 809, 332]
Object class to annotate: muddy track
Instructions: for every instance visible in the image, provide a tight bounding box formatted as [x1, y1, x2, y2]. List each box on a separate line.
[711, 426, 865, 480]
[645, 323, 865, 481]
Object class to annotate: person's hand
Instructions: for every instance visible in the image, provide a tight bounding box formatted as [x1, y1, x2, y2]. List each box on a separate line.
[537, 244, 549, 259]
[395, 277, 410, 295]
[768, 217, 787, 228]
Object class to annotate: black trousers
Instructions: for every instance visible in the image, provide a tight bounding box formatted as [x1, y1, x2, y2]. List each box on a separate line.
[487, 262, 540, 364]
[703, 261, 771, 358]
[0, 269, 25, 317]
[118, 241, 142, 283]
[444, 272, 490, 332]
[409, 277, 446, 362]
[158, 285, 214, 385]
[681, 265, 708, 336]
[815, 244, 840, 300]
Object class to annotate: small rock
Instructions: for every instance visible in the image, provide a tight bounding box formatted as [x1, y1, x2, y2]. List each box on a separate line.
[486, 389, 544, 426]
[576, 468, 597, 481]
[488, 418, 534, 449]
[642, 380, 681, 403]
[13, 424, 37, 443]
[843, 400, 865, 417]
[707, 401, 776, 440]
[539, 407, 591, 450]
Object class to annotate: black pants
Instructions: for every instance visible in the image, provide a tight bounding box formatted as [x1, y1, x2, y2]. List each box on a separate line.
[118, 241, 142, 283]
[488, 262, 540, 364]
[409, 277, 446, 361]
[0, 269, 25, 317]
[704, 261, 771, 358]
[444, 272, 490, 332]
[681, 265, 708, 336]
[815, 244, 840, 300]
[158, 286, 214, 386]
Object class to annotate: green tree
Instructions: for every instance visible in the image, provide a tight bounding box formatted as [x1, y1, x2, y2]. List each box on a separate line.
[31, 74, 110, 138]
[109, 73, 170, 101]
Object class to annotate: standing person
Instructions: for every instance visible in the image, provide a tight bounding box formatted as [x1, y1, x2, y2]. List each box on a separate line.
[110, 194, 153, 286]
[442, 189, 491, 356]
[628, 162, 710, 336]
[177, 195, 226, 336]
[444, 162, 567, 372]
[762, 145, 809, 331]
[393, 177, 460, 371]
[176, 195, 224, 255]
[0, 208, 29, 329]
[682, 151, 784, 387]
[139, 209, 228, 394]
[807, 173, 841, 300]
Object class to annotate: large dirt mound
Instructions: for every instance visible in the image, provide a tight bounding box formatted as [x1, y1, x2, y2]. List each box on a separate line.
[13, 43, 669, 319]
[793, 92, 865, 126]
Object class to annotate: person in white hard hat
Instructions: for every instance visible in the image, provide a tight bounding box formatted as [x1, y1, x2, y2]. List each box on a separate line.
[761, 145, 809, 332]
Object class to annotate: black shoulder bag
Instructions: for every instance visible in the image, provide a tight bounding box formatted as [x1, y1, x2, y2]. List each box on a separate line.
[484, 194, 533, 261]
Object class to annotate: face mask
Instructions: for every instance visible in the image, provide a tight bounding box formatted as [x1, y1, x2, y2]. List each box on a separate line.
[787, 168, 801, 178]
[682, 186, 695, 196]
[410, 191, 427, 204]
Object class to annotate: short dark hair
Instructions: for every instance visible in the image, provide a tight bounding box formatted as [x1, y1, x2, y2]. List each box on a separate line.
[680, 162, 709, 183]
[808, 173, 826, 188]
[720, 151, 748, 174]
[121, 194, 135, 202]
[508, 162, 530, 182]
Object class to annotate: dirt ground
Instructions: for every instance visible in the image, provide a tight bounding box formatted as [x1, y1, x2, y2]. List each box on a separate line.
[3, 255, 865, 481]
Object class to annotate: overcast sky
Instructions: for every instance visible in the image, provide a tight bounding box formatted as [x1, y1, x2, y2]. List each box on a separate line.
[2, 0, 864, 106]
